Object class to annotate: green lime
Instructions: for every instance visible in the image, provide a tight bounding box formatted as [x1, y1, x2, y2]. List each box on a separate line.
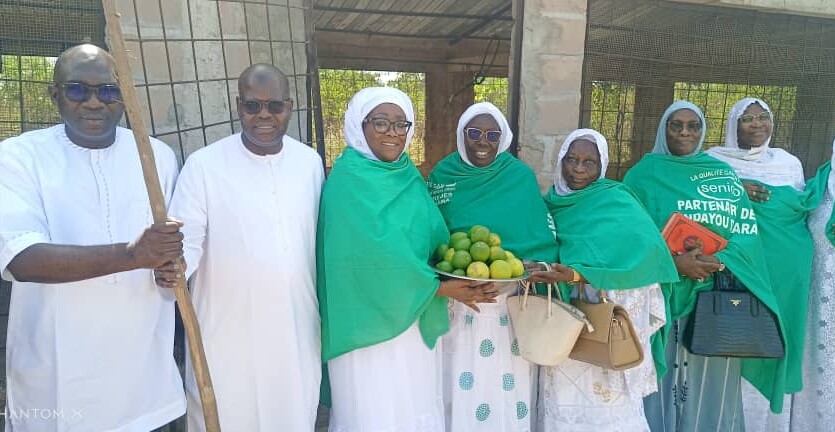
[469, 225, 490, 243]
[490, 260, 512, 279]
[449, 232, 469, 247]
[453, 237, 472, 252]
[466, 261, 490, 278]
[469, 241, 491, 262]
[490, 246, 506, 262]
[487, 233, 502, 247]
[451, 250, 473, 270]
[436, 261, 454, 273]
[508, 258, 525, 277]
[434, 243, 449, 261]
[443, 248, 456, 263]
[452, 269, 466, 276]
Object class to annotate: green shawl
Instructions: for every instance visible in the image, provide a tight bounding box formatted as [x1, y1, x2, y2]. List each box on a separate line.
[318, 148, 450, 363]
[544, 179, 679, 290]
[427, 152, 557, 263]
[623, 152, 788, 412]
[544, 179, 680, 377]
[741, 181, 819, 395]
[806, 161, 835, 246]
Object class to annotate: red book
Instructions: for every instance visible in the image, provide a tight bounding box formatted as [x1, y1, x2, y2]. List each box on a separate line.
[661, 212, 728, 255]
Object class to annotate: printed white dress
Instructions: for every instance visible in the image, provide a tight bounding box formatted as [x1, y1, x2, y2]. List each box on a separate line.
[537, 283, 665, 432]
[443, 284, 535, 431]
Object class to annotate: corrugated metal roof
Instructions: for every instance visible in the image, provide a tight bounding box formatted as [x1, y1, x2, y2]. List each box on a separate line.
[313, 0, 513, 42]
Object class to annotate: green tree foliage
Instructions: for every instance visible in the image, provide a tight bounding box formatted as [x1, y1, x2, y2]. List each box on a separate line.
[583, 80, 798, 179]
[318, 69, 430, 166]
[319, 69, 381, 166]
[0, 55, 58, 140]
[317, 70, 510, 167]
[674, 82, 797, 150]
[473, 77, 509, 115]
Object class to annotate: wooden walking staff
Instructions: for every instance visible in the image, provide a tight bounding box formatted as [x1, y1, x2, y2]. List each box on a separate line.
[101, 1, 221, 431]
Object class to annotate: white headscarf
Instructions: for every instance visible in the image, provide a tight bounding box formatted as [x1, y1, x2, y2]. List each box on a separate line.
[343, 87, 415, 161]
[456, 102, 513, 166]
[706, 97, 804, 189]
[553, 128, 609, 196]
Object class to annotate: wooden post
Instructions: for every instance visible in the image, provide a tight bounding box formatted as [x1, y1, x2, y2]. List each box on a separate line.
[100, 1, 221, 431]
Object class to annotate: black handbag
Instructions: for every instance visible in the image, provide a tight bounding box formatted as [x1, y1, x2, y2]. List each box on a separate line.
[683, 269, 784, 358]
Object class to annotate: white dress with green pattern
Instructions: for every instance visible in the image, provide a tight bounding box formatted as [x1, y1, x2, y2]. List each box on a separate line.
[443, 288, 534, 431]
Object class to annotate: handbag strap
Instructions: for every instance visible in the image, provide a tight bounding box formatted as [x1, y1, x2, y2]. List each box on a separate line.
[577, 286, 608, 304]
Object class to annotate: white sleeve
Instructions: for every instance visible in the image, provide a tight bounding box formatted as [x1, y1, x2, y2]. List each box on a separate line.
[150, 138, 180, 208]
[169, 156, 208, 280]
[0, 140, 50, 281]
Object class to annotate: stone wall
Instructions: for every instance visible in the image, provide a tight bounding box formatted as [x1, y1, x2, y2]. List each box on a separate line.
[516, 0, 588, 192]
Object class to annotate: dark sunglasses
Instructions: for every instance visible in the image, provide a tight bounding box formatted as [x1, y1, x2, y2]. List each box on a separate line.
[363, 118, 412, 136]
[464, 127, 502, 143]
[667, 120, 702, 134]
[739, 112, 772, 124]
[238, 97, 293, 115]
[57, 82, 122, 104]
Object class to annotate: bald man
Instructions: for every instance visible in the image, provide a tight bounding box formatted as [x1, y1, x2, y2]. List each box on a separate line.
[0, 44, 185, 431]
[156, 64, 324, 431]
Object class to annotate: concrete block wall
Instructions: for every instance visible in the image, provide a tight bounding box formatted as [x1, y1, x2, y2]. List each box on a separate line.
[112, 0, 311, 164]
[516, 0, 588, 192]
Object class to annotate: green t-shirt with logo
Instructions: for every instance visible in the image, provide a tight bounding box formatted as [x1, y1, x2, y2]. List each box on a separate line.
[624, 152, 788, 413]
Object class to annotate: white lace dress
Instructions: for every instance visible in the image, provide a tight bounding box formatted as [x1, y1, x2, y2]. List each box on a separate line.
[789, 191, 835, 431]
[536, 283, 666, 432]
[443, 284, 535, 432]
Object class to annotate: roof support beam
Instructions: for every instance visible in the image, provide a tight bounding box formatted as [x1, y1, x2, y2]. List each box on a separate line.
[313, 5, 513, 21]
[316, 27, 510, 41]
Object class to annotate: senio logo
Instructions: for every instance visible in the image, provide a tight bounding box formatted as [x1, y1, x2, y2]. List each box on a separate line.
[696, 176, 744, 202]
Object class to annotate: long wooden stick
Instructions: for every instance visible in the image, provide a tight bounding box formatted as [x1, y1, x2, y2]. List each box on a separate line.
[101, 2, 221, 431]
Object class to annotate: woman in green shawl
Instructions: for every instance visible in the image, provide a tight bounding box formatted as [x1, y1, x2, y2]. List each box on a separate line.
[427, 102, 558, 431]
[623, 100, 787, 432]
[529, 128, 679, 431]
[318, 87, 496, 432]
[707, 97, 813, 431]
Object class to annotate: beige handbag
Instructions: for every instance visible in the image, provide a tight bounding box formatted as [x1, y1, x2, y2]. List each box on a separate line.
[507, 265, 592, 367]
[569, 288, 644, 370]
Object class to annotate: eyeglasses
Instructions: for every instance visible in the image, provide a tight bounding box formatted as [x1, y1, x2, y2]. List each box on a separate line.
[739, 112, 772, 124]
[668, 120, 702, 134]
[464, 127, 502, 143]
[363, 118, 412, 136]
[238, 97, 293, 115]
[56, 82, 122, 104]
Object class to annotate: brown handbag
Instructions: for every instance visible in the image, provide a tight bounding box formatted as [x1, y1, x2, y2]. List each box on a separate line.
[569, 288, 644, 370]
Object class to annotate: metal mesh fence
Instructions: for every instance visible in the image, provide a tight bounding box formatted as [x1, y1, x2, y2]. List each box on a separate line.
[0, 0, 315, 164]
[0, 0, 105, 139]
[474, 76, 509, 116]
[581, 0, 835, 179]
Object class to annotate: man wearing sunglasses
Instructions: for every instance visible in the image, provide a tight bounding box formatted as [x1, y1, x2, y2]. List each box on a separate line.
[0, 44, 186, 431]
[154, 63, 324, 431]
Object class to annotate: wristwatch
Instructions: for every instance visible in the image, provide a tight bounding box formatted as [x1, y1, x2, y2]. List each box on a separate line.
[570, 268, 582, 284]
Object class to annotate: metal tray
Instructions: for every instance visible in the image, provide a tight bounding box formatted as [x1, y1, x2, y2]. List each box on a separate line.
[434, 269, 529, 282]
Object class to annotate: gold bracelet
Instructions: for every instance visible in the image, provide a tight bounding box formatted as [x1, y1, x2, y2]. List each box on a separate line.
[571, 269, 582, 283]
